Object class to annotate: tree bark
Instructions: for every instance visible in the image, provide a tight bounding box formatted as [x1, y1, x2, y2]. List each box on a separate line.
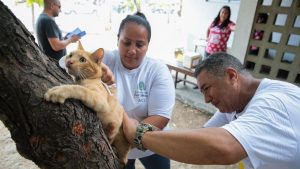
[0, 1, 119, 169]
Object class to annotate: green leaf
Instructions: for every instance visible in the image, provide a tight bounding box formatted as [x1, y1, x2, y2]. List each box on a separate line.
[26, 0, 44, 7]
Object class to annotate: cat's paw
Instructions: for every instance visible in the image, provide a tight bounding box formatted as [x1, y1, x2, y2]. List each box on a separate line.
[44, 86, 67, 104]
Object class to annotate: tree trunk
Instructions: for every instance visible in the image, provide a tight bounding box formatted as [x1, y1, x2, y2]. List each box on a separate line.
[0, 2, 119, 169]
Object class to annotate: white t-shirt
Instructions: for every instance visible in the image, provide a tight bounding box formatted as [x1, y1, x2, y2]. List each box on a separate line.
[103, 50, 175, 159]
[204, 78, 300, 169]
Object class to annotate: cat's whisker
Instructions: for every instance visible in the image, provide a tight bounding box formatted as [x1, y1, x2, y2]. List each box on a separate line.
[82, 74, 87, 80]
[79, 72, 85, 80]
[82, 67, 92, 79]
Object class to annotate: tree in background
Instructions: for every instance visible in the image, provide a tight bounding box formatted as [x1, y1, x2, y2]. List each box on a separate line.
[15, 0, 43, 33]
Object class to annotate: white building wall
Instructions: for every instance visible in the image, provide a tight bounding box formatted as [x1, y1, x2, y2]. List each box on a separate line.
[230, 0, 258, 62]
[180, 0, 240, 52]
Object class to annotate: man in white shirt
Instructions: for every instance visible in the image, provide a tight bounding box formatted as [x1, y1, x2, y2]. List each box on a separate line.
[122, 52, 300, 169]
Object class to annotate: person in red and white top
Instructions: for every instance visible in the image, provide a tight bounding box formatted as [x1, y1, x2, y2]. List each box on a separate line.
[205, 5, 235, 58]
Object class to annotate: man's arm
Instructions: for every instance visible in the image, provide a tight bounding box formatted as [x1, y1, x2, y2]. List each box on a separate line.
[143, 128, 246, 165]
[123, 113, 247, 165]
[48, 35, 79, 51]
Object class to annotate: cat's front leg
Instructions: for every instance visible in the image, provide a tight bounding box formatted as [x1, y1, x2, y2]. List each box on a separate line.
[44, 85, 110, 113]
[44, 85, 73, 104]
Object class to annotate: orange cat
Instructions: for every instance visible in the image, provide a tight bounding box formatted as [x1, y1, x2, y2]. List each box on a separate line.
[44, 41, 130, 168]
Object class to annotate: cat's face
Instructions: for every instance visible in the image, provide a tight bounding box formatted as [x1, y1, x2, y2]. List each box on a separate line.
[65, 45, 104, 81]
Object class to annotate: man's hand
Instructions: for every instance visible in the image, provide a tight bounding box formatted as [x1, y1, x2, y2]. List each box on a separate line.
[70, 35, 80, 43]
[101, 63, 115, 85]
[64, 33, 71, 40]
[122, 113, 139, 145]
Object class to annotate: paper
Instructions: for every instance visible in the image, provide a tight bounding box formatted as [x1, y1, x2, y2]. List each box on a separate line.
[66, 27, 86, 39]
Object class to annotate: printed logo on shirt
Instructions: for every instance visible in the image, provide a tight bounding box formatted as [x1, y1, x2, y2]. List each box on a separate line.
[134, 81, 148, 103]
[210, 34, 221, 44]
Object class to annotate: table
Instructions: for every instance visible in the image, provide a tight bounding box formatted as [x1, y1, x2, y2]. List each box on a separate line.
[166, 62, 197, 88]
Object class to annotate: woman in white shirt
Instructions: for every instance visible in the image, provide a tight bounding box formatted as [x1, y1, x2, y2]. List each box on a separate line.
[102, 12, 175, 169]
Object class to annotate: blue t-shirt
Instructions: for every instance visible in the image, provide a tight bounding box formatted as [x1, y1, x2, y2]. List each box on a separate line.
[36, 13, 66, 60]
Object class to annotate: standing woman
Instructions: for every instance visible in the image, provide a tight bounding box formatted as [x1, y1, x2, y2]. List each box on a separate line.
[102, 12, 175, 169]
[205, 5, 235, 58]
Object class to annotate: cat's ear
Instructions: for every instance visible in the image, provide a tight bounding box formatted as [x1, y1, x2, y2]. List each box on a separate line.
[77, 41, 84, 50]
[92, 48, 104, 64]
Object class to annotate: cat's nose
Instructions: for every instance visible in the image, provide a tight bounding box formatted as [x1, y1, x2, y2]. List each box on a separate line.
[66, 61, 73, 68]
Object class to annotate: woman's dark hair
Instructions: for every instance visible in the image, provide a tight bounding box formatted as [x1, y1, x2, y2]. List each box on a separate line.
[212, 5, 231, 29]
[117, 11, 151, 42]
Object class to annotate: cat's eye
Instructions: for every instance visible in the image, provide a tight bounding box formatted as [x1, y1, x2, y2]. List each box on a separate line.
[79, 57, 86, 62]
[68, 53, 73, 58]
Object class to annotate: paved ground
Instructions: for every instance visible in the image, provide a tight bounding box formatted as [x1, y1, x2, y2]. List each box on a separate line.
[174, 82, 217, 115]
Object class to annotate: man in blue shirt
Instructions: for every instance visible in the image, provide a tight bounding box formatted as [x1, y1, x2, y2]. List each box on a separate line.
[36, 0, 79, 60]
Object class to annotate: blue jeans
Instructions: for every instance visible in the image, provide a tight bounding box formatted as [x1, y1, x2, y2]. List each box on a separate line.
[125, 154, 170, 169]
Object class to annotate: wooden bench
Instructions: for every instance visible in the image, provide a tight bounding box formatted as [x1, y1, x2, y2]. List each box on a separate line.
[166, 62, 197, 88]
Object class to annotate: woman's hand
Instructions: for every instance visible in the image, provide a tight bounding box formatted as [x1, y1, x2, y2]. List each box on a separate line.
[122, 113, 139, 145]
[101, 63, 115, 85]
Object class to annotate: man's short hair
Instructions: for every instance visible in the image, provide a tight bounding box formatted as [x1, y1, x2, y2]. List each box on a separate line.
[44, 0, 59, 8]
[194, 52, 248, 78]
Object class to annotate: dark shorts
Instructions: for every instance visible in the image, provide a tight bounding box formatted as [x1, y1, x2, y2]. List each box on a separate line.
[125, 153, 170, 169]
